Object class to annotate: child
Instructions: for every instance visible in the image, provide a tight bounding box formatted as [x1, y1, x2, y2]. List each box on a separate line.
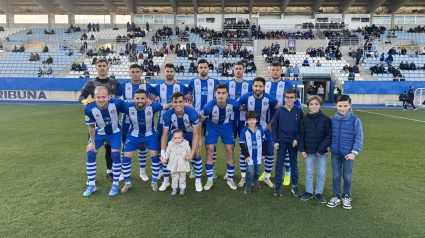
[272, 88, 304, 197]
[162, 130, 191, 196]
[327, 95, 363, 209]
[298, 95, 331, 204]
[239, 111, 267, 194]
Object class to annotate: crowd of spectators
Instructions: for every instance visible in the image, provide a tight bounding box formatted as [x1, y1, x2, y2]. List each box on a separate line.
[87, 23, 100, 32]
[255, 29, 315, 40]
[65, 24, 81, 33]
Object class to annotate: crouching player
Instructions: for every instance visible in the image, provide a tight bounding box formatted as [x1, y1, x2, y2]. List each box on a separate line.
[83, 86, 125, 197]
[120, 89, 171, 193]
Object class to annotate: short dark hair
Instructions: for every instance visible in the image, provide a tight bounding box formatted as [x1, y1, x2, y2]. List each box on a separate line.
[215, 84, 228, 93]
[270, 61, 281, 67]
[253, 77, 266, 86]
[134, 88, 147, 96]
[172, 129, 184, 137]
[337, 94, 352, 104]
[234, 61, 245, 69]
[165, 63, 175, 69]
[284, 88, 297, 96]
[95, 58, 108, 65]
[172, 92, 185, 101]
[245, 111, 258, 120]
[198, 59, 209, 65]
[129, 64, 141, 70]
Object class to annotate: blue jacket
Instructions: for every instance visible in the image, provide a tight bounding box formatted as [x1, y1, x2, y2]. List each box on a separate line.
[299, 111, 332, 155]
[272, 106, 303, 143]
[407, 89, 414, 100]
[330, 109, 363, 156]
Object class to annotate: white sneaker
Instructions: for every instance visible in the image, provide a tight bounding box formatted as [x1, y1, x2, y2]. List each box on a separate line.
[204, 179, 214, 190]
[342, 196, 352, 209]
[237, 177, 246, 187]
[119, 173, 124, 181]
[151, 182, 158, 192]
[195, 180, 203, 192]
[120, 183, 132, 193]
[327, 196, 341, 208]
[263, 178, 275, 188]
[227, 179, 237, 190]
[139, 172, 149, 181]
[159, 181, 170, 191]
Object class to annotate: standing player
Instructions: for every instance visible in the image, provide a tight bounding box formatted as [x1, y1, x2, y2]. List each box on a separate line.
[116, 64, 152, 181]
[225, 61, 252, 187]
[161, 92, 203, 192]
[200, 84, 241, 190]
[83, 86, 125, 197]
[79, 58, 119, 182]
[239, 77, 281, 188]
[187, 59, 220, 179]
[150, 63, 189, 191]
[120, 89, 171, 193]
[263, 61, 302, 186]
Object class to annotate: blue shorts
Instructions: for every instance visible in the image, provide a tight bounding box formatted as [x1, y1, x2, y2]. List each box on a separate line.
[205, 123, 234, 145]
[89, 132, 122, 151]
[231, 120, 246, 139]
[123, 133, 159, 152]
[169, 131, 193, 147]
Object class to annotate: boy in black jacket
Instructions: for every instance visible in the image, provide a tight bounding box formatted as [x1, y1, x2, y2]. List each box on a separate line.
[298, 95, 331, 203]
[272, 89, 304, 197]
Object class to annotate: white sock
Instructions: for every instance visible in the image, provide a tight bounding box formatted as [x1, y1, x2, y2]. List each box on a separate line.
[241, 172, 246, 178]
[265, 172, 271, 179]
[125, 182, 131, 185]
[88, 181, 95, 186]
[196, 178, 201, 182]
[107, 169, 112, 174]
[164, 177, 170, 183]
[285, 172, 291, 177]
[140, 168, 146, 174]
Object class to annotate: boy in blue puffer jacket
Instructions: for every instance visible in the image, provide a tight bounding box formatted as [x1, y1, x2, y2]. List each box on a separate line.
[327, 95, 363, 210]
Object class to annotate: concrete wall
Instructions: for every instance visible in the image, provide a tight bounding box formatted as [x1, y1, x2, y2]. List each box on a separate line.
[254, 39, 329, 55]
[349, 94, 401, 105]
[197, 14, 223, 31]
[344, 14, 370, 30]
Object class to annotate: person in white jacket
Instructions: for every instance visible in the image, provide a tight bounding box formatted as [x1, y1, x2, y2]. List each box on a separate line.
[162, 130, 192, 196]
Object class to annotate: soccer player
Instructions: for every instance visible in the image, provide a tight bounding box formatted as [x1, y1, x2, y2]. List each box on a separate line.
[116, 64, 152, 181]
[120, 88, 172, 193]
[161, 92, 203, 192]
[187, 59, 220, 179]
[225, 61, 252, 187]
[150, 63, 189, 191]
[200, 84, 241, 190]
[263, 61, 302, 186]
[239, 77, 280, 188]
[79, 58, 119, 182]
[83, 86, 125, 197]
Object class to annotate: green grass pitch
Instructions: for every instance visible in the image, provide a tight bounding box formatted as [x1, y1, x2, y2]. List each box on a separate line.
[0, 105, 424, 237]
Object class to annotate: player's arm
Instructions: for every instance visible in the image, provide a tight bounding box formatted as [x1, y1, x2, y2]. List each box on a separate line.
[160, 126, 170, 159]
[239, 133, 251, 162]
[191, 123, 200, 156]
[79, 81, 94, 103]
[186, 80, 194, 102]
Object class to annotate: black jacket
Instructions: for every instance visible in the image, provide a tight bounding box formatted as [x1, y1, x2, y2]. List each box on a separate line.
[298, 111, 332, 155]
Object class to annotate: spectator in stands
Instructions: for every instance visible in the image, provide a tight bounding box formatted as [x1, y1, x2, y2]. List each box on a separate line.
[29, 53, 35, 61]
[43, 55, 53, 64]
[401, 47, 407, 55]
[34, 52, 40, 61]
[302, 58, 310, 67]
[283, 59, 290, 67]
[154, 64, 160, 74]
[355, 50, 362, 65]
[47, 67, 53, 75]
[380, 53, 385, 63]
[316, 60, 322, 67]
[317, 85, 325, 99]
[84, 70, 90, 78]
[179, 63, 185, 72]
[43, 45, 49, 53]
[286, 66, 292, 78]
[38, 67, 44, 77]
[352, 65, 360, 74]
[175, 65, 180, 73]
[409, 62, 416, 70]
[27, 29, 32, 35]
[96, 23, 100, 32]
[146, 22, 149, 32]
[87, 23, 92, 32]
[0, 26, 4, 32]
[20, 45, 25, 52]
[71, 62, 77, 71]
[76, 63, 82, 71]
[81, 62, 87, 71]
[90, 34, 95, 41]
[68, 49, 73, 56]
[81, 32, 88, 41]
[293, 64, 300, 78]
[385, 54, 393, 67]
[348, 72, 355, 81]
[91, 57, 97, 65]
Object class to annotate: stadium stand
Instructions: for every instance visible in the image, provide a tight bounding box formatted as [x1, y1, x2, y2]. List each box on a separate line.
[9, 29, 81, 43]
[0, 28, 26, 39]
[75, 29, 129, 43]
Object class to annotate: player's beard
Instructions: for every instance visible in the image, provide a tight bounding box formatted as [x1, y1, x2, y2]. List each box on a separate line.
[166, 75, 174, 81]
[255, 90, 263, 97]
[200, 72, 208, 78]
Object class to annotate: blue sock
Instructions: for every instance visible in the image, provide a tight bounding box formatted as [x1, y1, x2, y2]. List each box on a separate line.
[138, 146, 147, 171]
[151, 155, 160, 183]
[122, 156, 132, 183]
[227, 163, 235, 179]
[111, 152, 121, 186]
[192, 156, 203, 179]
[86, 150, 97, 186]
[206, 164, 214, 179]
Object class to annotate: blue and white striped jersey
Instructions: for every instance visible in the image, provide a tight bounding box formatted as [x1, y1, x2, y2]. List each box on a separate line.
[123, 102, 163, 137]
[151, 82, 189, 124]
[163, 106, 200, 133]
[188, 77, 220, 113]
[84, 98, 125, 135]
[116, 81, 153, 123]
[239, 92, 279, 130]
[240, 126, 266, 165]
[201, 98, 241, 125]
[225, 79, 252, 121]
[265, 79, 302, 120]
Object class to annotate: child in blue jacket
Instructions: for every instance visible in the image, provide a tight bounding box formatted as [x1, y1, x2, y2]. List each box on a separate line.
[327, 95, 363, 210]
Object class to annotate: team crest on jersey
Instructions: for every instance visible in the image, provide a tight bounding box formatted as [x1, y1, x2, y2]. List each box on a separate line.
[214, 111, 217, 114]
[196, 82, 200, 85]
[247, 136, 250, 139]
[231, 85, 234, 88]
[162, 88, 165, 91]
[279, 84, 283, 88]
[243, 86, 247, 89]
[184, 119, 189, 123]
[266, 85, 270, 88]
[147, 111, 151, 115]
[175, 88, 179, 92]
[257, 135, 261, 139]
[250, 102, 253, 105]
[209, 82, 212, 86]
[111, 110, 115, 114]
[127, 87, 131, 90]
[131, 112, 135, 115]
[227, 108, 232, 112]
[263, 102, 268, 106]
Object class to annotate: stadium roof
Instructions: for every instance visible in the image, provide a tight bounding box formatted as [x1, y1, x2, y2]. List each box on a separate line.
[2, 0, 425, 14]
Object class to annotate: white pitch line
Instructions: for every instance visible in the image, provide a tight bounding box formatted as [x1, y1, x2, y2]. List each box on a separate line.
[357, 110, 425, 123]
